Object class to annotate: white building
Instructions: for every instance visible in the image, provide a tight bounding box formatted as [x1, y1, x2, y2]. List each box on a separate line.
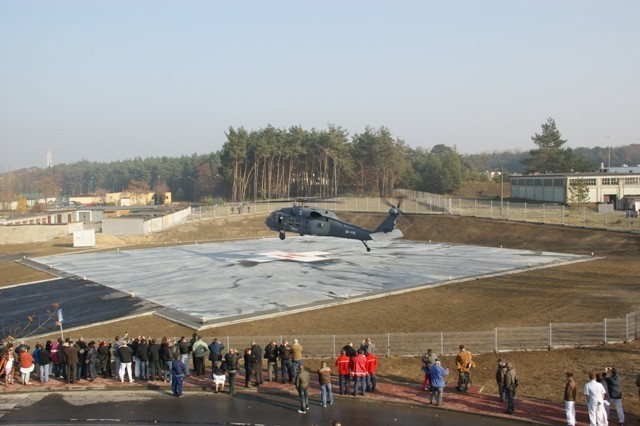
[511, 169, 640, 210]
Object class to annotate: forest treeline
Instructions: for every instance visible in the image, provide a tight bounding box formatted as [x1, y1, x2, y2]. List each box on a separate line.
[1, 122, 640, 206]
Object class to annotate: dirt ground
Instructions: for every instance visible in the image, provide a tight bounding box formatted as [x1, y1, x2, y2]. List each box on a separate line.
[1, 213, 639, 415]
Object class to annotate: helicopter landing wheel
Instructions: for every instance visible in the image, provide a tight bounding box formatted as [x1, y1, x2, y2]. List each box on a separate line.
[279, 232, 286, 240]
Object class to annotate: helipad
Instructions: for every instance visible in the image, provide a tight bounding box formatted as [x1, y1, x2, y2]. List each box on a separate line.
[31, 237, 591, 329]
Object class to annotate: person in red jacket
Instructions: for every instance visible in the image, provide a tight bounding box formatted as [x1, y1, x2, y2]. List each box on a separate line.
[335, 349, 351, 395]
[365, 350, 378, 392]
[350, 349, 368, 396]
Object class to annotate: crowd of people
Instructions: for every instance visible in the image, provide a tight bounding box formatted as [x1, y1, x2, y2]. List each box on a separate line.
[0, 334, 378, 410]
[1, 335, 637, 423]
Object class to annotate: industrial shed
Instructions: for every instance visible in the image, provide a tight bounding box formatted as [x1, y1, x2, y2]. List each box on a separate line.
[511, 168, 640, 210]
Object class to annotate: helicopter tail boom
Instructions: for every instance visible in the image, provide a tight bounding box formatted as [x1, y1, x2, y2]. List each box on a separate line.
[373, 207, 401, 234]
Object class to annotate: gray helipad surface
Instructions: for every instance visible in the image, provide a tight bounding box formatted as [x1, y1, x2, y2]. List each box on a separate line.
[32, 237, 591, 329]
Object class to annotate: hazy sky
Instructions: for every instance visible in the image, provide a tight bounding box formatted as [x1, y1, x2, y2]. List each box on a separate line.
[2, 1, 639, 170]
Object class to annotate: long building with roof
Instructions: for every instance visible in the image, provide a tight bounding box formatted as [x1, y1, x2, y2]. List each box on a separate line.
[510, 166, 640, 210]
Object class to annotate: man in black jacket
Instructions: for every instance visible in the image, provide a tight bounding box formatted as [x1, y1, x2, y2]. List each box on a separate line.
[279, 340, 294, 383]
[135, 338, 150, 381]
[604, 367, 625, 425]
[118, 339, 134, 383]
[250, 341, 263, 387]
[224, 348, 240, 395]
[148, 338, 162, 382]
[264, 341, 279, 382]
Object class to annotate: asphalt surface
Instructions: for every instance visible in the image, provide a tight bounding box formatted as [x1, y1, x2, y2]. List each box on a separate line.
[0, 390, 535, 426]
[0, 277, 158, 336]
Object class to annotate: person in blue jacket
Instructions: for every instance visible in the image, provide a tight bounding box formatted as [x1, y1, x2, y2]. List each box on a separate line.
[429, 359, 449, 406]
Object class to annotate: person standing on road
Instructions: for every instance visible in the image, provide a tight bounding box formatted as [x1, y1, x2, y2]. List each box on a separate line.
[422, 349, 437, 391]
[496, 359, 507, 403]
[177, 337, 190, 376]
[503, 362, 518, 414]
[295, 365, 310, 414]
[250, 341, 263, 387]
[317, 361, 333, 407]
[38, 341, 52, 383]
[192, 335, 210, 376]
[18, 347, 34, 385]
[455, 344, 475, 392]
[243, 347, 253, 387]
[279, 340, 294, 383]
[118, 339, 134, 383]
[335, 349, 351, 395]
[291, 338, 303, 371]
[604, 367, 625, 425]
[135, 338, 149, 381]
[208, 338, 225, 372]
[63, 340, 80, 384]
[224, 348, 240, 396]
[0, 342, 15, 386]
[264, 341, 279, 383]
[365, 350, 378, 392]
[584, 372, 608, 426]
[564, 372, 577, 426]
[429, 359, 449, 406]
[148, 338, 162, 381]
[170, 352, 186, 397]
[351, 349, 368, 396]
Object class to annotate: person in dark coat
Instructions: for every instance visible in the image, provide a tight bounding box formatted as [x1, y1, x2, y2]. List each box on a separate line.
[63, 341, 79, 384]
[148, 338, 162, 382]
[250, 341, 263, 387]
[224, 348, 240, 396]
[170, 352, 186, 397]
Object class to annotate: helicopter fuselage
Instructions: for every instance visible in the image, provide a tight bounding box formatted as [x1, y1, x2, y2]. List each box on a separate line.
[265, 205, 401, 251]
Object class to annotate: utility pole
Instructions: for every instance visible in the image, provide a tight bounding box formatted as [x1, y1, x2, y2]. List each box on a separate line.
[500, 164, 504, 216]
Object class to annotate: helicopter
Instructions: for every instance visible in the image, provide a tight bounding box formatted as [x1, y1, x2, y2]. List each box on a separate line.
[264, 198, 403, 252]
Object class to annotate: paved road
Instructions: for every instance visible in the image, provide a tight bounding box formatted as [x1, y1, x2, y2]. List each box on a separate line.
[0, 390, 537, 425]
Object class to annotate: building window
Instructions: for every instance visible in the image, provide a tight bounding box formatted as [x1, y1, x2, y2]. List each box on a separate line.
[624, 177, 638, 185]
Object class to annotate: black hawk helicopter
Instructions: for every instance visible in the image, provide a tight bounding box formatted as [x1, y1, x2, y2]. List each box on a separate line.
[265, 198, 404, 252]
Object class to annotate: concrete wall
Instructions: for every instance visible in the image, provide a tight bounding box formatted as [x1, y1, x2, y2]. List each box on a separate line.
[0, 225, 70, 244]
[102, 217, 145, 235]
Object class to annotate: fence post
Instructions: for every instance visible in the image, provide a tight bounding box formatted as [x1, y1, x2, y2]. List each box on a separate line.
[387, 333, 390, 357]
[625, 314, 629, 342]
[542, 204, 545, 223]
[524, 203, 527, 222]
[549, 323, 553, 350]
[604, 318, 607, 344]
[494, 327, 498, 353]
[332, 335, 336, 358]
[440, 332, 444, 356]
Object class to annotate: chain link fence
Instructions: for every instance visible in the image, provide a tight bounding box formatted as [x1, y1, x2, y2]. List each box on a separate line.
[137, 312, 639, 358]
[186, 191, 640, 234]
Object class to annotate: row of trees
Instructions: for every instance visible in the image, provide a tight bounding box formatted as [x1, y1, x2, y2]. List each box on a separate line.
[2, 118, 622, 208]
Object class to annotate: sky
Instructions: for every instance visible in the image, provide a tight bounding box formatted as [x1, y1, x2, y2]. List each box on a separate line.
[1, 1, 639, 170]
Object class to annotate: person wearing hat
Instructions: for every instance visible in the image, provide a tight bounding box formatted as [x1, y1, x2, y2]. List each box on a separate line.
[503, 362, 518, 414]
